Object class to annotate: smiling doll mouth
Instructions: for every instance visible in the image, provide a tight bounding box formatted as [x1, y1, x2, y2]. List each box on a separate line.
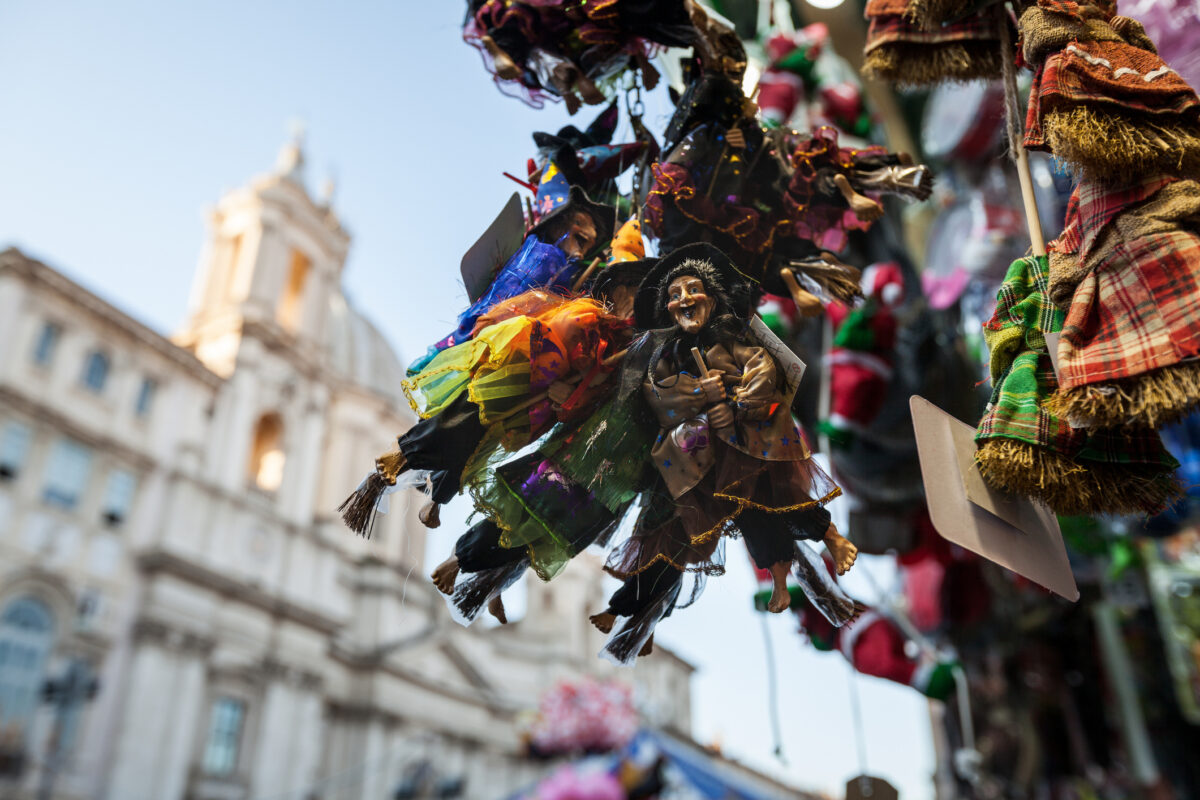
[680, 304, 697, 320]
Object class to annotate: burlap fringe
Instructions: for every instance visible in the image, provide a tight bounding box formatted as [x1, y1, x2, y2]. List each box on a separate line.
[863, 42, 1003, 86]
[1048, 360, 1200, 429]
[905, 0, 973, 30]
[975, 438, 1181, 516]
[1044, 106, 1200, 181]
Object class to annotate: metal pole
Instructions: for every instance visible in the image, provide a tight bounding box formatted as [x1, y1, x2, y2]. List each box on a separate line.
[1092, 601, 1162, 788]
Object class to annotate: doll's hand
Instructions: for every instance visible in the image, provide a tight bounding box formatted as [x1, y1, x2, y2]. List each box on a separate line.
[725, 127, 746, 150]
[707, 403, 734, 429]
[698, 372, 726, 403]
[548, 380, 575, 407]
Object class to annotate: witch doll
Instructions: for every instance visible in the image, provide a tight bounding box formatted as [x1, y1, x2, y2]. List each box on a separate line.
[594, 243, 859, 662]
[429, 259, 658, 626]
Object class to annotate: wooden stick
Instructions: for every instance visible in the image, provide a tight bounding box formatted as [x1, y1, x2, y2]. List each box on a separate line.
[502, 171, 537, 193]
[1013, 146, 1047, 257]
[690, 346, 709, 376]
[571, 256, 603, 292]
[705, 143, 729, 199]
[999, 2, 1047, 257]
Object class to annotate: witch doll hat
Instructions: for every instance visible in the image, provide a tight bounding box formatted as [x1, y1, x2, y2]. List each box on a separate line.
[633, 242, 756, 330]
[590, 257, 660, 302]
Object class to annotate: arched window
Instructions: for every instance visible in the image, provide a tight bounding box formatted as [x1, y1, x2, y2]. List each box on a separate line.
[276, 249, 310, 333]
[0, 597, 55, 746]
[81, 351, 110, 393]
[247, 413, 285, 492]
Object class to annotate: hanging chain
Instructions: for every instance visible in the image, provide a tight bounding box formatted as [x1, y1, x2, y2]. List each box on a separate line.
[625, 71, 651, 228]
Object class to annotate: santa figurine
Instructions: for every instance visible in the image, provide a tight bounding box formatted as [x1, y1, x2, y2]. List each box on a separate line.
[820, 261, 905, 447]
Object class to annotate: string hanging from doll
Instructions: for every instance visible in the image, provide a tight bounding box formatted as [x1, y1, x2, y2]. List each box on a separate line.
[846, 661, 872, 780]
[759, 613, 788, 765]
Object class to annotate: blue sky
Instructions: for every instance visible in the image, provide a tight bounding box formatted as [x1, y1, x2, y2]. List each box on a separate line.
[0, 2, 935, 796]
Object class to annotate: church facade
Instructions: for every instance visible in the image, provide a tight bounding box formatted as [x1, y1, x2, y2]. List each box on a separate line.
[0, 140, 695, 800]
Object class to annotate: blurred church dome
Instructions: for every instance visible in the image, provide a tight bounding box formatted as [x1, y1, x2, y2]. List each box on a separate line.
[325, 292, 408, 404]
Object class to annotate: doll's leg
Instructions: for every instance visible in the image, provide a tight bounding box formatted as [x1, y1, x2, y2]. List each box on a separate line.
[779, 267, 825, 318]
[740, 509, 798, 613]
[766, 561, 793, 613]
[823, 522, 858, 575]
[418, 501, 441, 529]
[487, 595, 507, 624]
[591, 561, 682, 632]
[433, 519, 526, 595]
[832, 172, 884, 222]
[479, 34, 521, 80]
[597, 562, 684, 663]
[430, 554, 460, 596]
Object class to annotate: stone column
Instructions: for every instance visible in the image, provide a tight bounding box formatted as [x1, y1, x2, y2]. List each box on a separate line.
[358, 717, 389, 800]
[106, 624, 212, 800]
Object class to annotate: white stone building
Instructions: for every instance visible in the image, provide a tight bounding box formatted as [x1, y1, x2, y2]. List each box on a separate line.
[0, 140, 698, 800]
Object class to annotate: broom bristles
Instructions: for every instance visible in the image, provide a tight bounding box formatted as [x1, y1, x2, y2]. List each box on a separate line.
[338, 472, 388, 537]
[975, 438, 1182, 516]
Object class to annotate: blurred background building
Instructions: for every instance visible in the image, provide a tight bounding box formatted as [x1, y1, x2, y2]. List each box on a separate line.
[0, 140, 702, 800]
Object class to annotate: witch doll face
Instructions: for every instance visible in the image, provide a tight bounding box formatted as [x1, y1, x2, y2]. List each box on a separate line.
[666, 274, 715, 334]
[559, 211, 598, 260]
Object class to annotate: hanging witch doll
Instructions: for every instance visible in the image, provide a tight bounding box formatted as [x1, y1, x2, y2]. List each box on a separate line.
[594, 243, 859, 662]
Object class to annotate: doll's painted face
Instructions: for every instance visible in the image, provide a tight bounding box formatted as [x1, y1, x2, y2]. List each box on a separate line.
[559, 211, 598, 260]
[667, 275, 714, 334]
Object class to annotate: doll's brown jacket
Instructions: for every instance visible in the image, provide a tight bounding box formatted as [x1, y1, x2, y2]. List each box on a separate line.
[643, 341, 812, 499]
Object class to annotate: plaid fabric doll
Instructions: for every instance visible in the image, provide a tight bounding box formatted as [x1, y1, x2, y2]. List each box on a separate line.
[974, 255, 1180, 514]
[1020, 0, 1200, 180]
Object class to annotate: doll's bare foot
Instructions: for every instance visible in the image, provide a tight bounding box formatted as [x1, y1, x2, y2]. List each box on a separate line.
[780, 268, 824, 317]
[589, 611, 616, 634]
[431, 555, 460, 595]
[375, 449, 407, 485]
[487, 595, 508, 624]
[575, 75, 606, 106]
[823, 524, 858, 575]
[480, 35, 521, 81]
[633, 49, 660, 90]
[833, 173, 884, 223]
[638, 634, 655, 657]
[563, 92, 581, 115]
[418, 501, 441, 529]
[766, 561, 792, 613]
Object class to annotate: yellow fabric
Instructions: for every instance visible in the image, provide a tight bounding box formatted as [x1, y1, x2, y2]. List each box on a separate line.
[402, 316, 534, 418]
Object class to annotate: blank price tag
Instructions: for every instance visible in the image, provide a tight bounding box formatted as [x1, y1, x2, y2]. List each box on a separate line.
[910, 395, 1079, 602]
